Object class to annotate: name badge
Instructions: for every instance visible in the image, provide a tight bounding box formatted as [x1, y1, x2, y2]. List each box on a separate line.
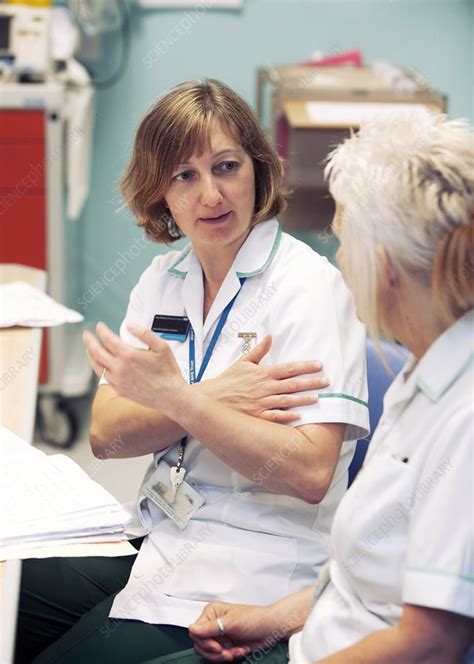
[142, 460, 205, 530]
[152, 314, 190, 342]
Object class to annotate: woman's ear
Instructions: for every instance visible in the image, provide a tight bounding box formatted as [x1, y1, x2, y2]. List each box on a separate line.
[376, 244, 399, 292]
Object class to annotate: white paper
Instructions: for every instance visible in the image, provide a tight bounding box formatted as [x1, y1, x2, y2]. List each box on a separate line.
[305, 101, 430, 127]
[0, 426, 43, 460]
[0, 282, 83, 328]
[0, 540, 136, 561]
[0, 426, 131, 556]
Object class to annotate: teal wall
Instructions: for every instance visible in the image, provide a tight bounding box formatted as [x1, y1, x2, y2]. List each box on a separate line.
[75, 0, 474, 330]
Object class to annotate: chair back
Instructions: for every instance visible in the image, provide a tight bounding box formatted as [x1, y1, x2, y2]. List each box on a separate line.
[348, 339, 408, 486]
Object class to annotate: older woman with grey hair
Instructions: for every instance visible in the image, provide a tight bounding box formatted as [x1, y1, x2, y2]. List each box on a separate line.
[172, 111, 473, 663]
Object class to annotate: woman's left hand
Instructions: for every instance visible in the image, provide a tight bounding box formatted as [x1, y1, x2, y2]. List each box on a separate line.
[83, 322, 188, 410]
[189, 601, 279, 662]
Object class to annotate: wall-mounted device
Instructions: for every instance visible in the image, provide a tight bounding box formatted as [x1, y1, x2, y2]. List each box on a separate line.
[0, 5, 51, 81]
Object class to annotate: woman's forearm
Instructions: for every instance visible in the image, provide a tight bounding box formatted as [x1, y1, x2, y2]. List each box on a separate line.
[89, 380, 223, 458]
[267, 587, 315, 639]
[86, 324, 341, 499]
[163, 386, 342, 501]
[316, 627, 455, 664]
[315, 606, 472, 664]
[89, 386, 185, 458]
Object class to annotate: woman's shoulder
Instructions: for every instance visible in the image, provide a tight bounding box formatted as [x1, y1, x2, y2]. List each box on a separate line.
[276, 230, 342, 282]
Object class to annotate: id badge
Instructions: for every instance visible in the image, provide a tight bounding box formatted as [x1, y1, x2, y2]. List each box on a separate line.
[142, 460, 205, 530]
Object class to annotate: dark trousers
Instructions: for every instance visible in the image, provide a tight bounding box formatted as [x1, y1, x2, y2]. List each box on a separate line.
[14, 550, 287, 664]
[14, 551, 193, 664]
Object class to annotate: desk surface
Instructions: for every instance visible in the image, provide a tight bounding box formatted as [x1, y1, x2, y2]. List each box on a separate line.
[0, 264, 45, 664]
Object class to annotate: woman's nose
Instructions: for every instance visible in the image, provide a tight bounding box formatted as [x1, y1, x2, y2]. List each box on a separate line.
[200, 177, 223, 207]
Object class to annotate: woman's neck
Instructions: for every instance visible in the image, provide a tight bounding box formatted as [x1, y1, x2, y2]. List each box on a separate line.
[386, 281, 449, 361]
[194, 245, 237, 322]
[193, 230, 251, 319]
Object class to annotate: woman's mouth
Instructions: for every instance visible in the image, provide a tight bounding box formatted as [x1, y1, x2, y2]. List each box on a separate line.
[199, 211, 232, 223]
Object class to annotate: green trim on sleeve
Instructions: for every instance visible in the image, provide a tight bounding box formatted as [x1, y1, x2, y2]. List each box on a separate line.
[318, 393, 369, 408]
[236, 224, 282, 278]
[407, 566, 474, 584]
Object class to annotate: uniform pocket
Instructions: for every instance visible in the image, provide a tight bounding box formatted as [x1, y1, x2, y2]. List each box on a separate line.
[152, 519, 297, 605]
[332, 445, 416, 605]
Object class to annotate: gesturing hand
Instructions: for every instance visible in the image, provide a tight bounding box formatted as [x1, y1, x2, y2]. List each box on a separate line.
[209, 335, 329, 424]
[83, 322, 187, 411]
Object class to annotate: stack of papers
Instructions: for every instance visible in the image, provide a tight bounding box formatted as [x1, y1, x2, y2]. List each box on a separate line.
[0, 281, 83, 327]
[0, 427, 134, 560]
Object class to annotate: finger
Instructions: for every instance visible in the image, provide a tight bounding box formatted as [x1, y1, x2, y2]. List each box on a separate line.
[191, 637, 223, 654]
[83, 342, 103, 377]
[85, 348, 103, 378]
[259, 409, 301, 424]
[218, 635, 235, 650]
[193, 644, 234, 663]
[232, 645, 252, 659]
[127, 323, 166, 353]
[262, 393, 318, 410]
[239, 334, 272, 364]
[82, 330, 116, 372]
[95, 322, 129, 357]
[193, 644, 224, 662]
[269, 375, 329, 395]
[269, 360, 323, 380]
[189, 618, 222, 639]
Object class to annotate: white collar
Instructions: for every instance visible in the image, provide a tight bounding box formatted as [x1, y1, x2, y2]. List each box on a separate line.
[414, 309, 474, 402]
[400, 310, 474, 403]
[167, 219, 282, 279]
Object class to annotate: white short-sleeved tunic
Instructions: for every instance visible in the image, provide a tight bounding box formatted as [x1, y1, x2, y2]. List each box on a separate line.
[108, 219, 369, 626]
[289, 309, 474, 663]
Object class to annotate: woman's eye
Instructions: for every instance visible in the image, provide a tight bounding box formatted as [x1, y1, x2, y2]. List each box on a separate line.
[216, 161, 239, 174]
[174, 171, 194, 182]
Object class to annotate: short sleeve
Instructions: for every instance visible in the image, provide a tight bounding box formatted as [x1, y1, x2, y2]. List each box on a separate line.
[268, 256, 369, 441]
[403, 405, 474, 618]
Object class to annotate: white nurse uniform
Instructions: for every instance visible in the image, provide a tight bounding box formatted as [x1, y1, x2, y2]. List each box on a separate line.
[105, 219, 369, 627]
[289, 309, 474, 662]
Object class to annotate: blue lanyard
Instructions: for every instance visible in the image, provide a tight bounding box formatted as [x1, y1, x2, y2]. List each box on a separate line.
[175, 277, 246, 469]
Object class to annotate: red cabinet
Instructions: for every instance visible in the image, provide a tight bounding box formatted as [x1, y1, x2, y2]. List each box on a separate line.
[0, 109, 48, 381]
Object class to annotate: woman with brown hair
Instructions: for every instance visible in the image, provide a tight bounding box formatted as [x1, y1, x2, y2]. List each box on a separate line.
[16, 80, 368, 663]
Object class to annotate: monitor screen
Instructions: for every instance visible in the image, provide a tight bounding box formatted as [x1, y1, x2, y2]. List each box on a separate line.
[0, 15, 11, 53]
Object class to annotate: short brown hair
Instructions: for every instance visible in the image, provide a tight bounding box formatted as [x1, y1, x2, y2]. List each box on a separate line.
[120, 79, 287, 243]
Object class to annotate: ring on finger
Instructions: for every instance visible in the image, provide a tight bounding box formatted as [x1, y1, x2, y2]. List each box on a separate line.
[216, 617, 225, 635]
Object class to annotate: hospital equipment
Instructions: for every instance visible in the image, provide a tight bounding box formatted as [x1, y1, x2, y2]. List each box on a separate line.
[0, 2, 126, 445]
[0, 77, 93, 446]
[0, 4, 52, 81]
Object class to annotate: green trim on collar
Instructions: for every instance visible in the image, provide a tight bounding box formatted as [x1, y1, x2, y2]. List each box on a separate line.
[236, 224, 282, 278]
[318, 393, 369, 408]
[167, 246, 192, 278]
[416, 376, 437, 401]
[407, 566, 474, 584]
[417, 351, 474, 402]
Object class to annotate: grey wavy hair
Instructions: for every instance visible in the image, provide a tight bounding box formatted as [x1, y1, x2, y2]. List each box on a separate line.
[325, 111, 474, 339]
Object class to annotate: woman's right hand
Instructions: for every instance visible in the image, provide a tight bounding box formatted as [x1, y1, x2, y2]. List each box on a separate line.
[204, 335, 329, 424]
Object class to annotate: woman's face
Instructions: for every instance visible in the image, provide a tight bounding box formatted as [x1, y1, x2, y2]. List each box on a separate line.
[164, 125, 256, 256]
[332, 204, 346, 276]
